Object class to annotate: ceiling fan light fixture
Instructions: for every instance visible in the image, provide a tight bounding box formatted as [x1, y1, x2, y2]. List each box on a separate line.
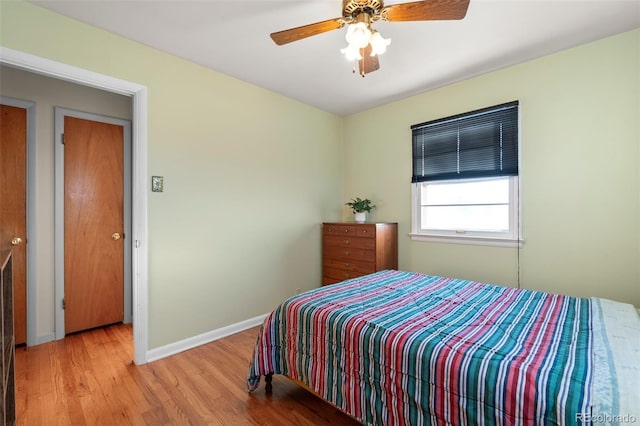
[369, 31, 391, 56]
[341, 43, 363, 61]
[271, 0, 471, 75]
[345, 22, 372, 49]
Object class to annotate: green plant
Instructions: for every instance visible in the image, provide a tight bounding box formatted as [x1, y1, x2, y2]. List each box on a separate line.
[345, 197, 375, 213]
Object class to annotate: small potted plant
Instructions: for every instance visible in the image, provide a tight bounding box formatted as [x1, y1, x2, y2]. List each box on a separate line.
[346, 197, 375, 223]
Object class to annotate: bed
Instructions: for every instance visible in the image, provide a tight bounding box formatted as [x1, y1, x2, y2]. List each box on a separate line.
[247, 270, 640, 425]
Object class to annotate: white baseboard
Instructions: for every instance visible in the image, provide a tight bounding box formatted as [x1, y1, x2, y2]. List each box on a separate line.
[146, 313, 268, 363]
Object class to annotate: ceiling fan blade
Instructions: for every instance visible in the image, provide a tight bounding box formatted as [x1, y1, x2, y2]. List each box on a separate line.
[358, 44, 380, 76]
[270, 18, 344, 45]
[384, 0, 470, 22]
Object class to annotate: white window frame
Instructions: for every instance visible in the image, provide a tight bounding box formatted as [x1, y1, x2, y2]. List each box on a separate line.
[410, 176, 522, 247]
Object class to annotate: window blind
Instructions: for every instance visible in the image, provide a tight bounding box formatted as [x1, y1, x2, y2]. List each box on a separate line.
[411, 101, 519, 183]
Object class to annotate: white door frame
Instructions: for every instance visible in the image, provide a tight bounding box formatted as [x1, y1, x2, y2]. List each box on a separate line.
[54, 108, 133, 337]
[0, 46, 149, 364]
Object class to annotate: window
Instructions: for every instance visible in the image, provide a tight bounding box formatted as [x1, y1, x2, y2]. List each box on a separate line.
[410, 101, 521, 246]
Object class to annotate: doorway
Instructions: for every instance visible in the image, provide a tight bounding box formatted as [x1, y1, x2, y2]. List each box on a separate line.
[54, 109, 132, 336]
[0, 46, 149, 364]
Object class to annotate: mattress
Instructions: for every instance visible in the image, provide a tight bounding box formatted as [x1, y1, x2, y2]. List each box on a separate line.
[248, 270, 639, 425]
[590, 297, 640, 425]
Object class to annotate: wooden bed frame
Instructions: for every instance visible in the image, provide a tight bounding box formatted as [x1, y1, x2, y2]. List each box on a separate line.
[263, 373, 361, 422]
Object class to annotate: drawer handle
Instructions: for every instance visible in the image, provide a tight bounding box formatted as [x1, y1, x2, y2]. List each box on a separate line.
[344, 229, 350, 233]
[344, 273, 350, 278]
[344, 263, 350, 267]
[344, 240, 350, 245]
[344, 251, 350, 256]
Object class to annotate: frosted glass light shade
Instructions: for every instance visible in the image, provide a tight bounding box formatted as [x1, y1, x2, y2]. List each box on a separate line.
[370, 31, 391, 56]
[341, 43, 363, 61]
[345, 22, 371, 49]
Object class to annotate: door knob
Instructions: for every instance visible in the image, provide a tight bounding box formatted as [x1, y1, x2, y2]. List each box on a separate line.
[112, 232, 121, 240]
[11, 237, 22, 246]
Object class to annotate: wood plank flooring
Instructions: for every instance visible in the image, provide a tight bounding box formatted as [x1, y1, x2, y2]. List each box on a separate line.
[15, 324, 361, 425]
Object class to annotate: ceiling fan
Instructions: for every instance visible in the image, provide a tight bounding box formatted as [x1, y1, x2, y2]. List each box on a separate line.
[270, 0, 471, 77]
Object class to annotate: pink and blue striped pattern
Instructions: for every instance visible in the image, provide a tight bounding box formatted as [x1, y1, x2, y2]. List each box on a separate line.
[248, 270, 592, 425]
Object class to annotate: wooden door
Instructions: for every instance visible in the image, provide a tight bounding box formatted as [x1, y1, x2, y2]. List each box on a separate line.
[0, 104, 27, 345]
[64, 116, 124, 334]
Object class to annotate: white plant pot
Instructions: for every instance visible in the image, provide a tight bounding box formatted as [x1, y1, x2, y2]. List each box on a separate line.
[355, 212, 366, 223]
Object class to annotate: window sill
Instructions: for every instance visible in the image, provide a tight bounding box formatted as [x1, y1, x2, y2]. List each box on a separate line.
[409, 233, 524, 248]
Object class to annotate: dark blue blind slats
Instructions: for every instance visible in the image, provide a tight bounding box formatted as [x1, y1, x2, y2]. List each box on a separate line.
[411, 101, 519, 183]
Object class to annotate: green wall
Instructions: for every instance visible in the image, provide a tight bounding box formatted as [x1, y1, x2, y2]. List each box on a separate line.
[1, 1, 344, 348]
[344, 29, 640, 306]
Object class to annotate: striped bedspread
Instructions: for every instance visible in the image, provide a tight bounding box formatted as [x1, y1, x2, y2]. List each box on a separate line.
[247, 270, 594, 425]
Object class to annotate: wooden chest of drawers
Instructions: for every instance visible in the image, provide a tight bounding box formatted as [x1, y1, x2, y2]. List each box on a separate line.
[322, 222, 398, 285]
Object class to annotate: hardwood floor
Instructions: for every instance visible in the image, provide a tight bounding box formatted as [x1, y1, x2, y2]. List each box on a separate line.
[15, 324, 361, 425]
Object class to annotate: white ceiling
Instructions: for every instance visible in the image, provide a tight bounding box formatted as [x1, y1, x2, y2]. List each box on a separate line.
[30, 0, 640, 116]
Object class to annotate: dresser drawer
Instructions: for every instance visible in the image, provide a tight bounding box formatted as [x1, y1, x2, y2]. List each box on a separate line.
[322, 276, 342, 286]
[323, 258, 375, 275]
[323, 246, 375, 262]
[323, 224, 357, 236]
[323, 267, 361, 282]
[355, 225, 376, 238]
[323, 235, 376, 250]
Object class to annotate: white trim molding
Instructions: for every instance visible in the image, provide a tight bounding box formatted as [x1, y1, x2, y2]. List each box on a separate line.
[0, 48, 141, 96]
[410, 233, 524, 248]
[146, 314, 268, 363]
